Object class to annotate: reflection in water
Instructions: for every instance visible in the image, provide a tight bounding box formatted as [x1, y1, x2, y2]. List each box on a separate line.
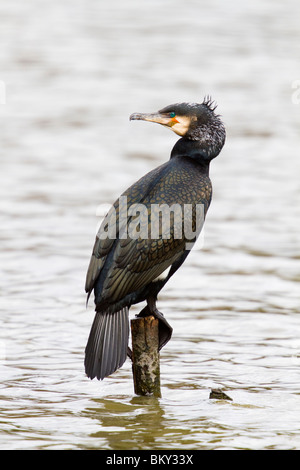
[85, 397, 166, 450]
[83, 394, 235, 450]
[0, 0, 300, 451]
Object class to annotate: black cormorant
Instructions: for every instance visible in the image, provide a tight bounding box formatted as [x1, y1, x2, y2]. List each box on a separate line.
[84, 98, 226, 380]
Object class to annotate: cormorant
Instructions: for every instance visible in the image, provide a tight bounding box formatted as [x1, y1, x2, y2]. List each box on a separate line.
[84, 98, 226, 380]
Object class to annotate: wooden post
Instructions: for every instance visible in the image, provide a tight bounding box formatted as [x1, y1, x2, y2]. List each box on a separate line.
[131, 316, 161, 397]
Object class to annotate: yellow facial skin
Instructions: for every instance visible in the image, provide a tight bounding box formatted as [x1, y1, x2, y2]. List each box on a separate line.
[130, 112, 196, 137]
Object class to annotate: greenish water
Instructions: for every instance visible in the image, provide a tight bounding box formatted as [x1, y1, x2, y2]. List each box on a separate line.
[1, 0, 300, 450]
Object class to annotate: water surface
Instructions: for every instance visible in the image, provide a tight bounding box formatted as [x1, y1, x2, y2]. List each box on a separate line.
[0, 0, 300, 450]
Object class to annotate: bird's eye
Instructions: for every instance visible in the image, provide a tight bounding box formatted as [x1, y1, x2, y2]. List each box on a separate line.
[169, 112, 176, 118]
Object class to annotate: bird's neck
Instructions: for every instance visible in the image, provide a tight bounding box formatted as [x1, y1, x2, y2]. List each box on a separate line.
[170, 138, 212, 170]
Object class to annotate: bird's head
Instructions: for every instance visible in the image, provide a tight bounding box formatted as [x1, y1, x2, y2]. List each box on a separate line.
[130, 98, 226, 159]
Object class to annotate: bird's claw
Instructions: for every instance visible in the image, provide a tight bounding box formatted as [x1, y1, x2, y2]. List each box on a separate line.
[136, 303, 172, 350]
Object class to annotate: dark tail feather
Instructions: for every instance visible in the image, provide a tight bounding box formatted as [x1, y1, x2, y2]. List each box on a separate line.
[84, 307, 129, 380]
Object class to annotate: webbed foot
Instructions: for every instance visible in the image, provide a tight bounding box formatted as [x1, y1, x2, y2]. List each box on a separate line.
[136, 297, 173, 350]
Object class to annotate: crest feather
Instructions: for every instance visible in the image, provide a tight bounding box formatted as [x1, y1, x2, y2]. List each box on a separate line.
[202, 96, 218, 112]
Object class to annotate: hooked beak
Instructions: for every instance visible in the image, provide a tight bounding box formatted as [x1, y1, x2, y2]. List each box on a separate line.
[130, 110, 192, 137]
[129, 111, 176, 127]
